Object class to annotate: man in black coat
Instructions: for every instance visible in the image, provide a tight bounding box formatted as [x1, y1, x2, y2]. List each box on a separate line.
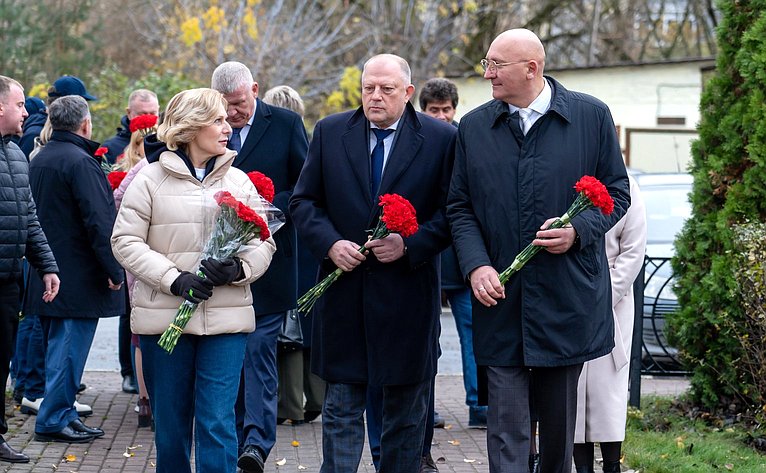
[18, 97, 46, 158]
[447, 29, 630, 473]
[211, 61, 308, 473]
[0, 75, 60, 464]
[101, 89, 159, 164]
[290, 54, 455, 473]
[28, 95, 125, 444]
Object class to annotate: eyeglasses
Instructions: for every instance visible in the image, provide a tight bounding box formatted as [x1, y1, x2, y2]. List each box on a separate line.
[480, 58, 530, 73]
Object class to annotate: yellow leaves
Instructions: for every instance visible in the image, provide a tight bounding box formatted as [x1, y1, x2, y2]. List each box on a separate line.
[181, 17, 203, 46]
[447, 439, 460, 446]
[28, 83, 50, 99]
[244, 9, 259, 41]
[202, 6, 227, 33]
[123, 445, 142, 458]
[64, 454, 77, 462]
[676, 435, 686, 449]
[247, 0, 260, 6]
[464, 0, 478, 13]
[291, 440, 300, 447]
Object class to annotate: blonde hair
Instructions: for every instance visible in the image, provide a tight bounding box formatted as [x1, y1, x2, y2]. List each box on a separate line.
[116, 127, 154, 172]
[263, 85, 305, 118]
[157, 88, 227, 151]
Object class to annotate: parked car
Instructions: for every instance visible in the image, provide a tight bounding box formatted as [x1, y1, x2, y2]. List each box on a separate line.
[633, 172, 693, 371]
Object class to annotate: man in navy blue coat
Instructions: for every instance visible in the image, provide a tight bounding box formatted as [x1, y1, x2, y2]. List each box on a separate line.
[290, 54, 456, 473]
[211, 61, 308, 473]
[27, 96, 125, 443]
[447, 29, 630, 473]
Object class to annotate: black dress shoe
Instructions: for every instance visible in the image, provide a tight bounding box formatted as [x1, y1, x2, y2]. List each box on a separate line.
[420, 453, 439, 472]
[122, 375, 138, 394]
[0, 441, 29, 463]
[34, 425, 94, 443]
[237, 444, 265, 473]
[69, 419, 104, 438]
[77, 383, 87, 394]
[304, 410, 321, 422]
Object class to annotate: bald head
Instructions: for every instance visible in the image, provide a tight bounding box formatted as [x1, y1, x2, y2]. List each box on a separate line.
[484, 28, 547, 107]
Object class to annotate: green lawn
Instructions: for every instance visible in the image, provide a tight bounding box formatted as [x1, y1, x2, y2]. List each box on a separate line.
[623, 397, 766, 472]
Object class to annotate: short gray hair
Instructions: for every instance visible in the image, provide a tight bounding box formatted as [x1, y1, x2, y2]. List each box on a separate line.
[263, 85, 305, 117]
[363, 54, 412, 85]
[48, 95, 90, 132]
[0, 75, 23, 102]
[128, 89, 158, 107]
[211, 62, 254, 94]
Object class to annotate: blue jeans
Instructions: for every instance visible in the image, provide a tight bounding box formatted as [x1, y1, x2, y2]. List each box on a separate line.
[35, 317, 98, 433]
[446, 288, 479, 409]
[14, 314, 46, 400]
[235, 311, 282, 457]
[141, 333, 246, 473]
[322, 380, 430, 473]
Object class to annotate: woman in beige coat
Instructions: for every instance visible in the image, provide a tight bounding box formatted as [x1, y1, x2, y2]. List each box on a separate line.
[573, 175, 647, 473]
[111, 88, 276, 473]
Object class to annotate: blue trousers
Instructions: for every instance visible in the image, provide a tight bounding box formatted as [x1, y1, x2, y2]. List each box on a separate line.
[141, 333, 246, 473]
[323, 379, 430, 473]
[14, 314, 46, 400]
[445, 287, 480, 409]
[35, 317, 98, 434]
[235, 311, 283, 457]
[366, 376, 435, 469]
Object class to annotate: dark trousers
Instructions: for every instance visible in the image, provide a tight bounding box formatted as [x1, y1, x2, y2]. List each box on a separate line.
[35, 317, 98, 433]
[486, 364, 582, 473]
[0, 280, 20, 435]
[235, 310, 283, 457]
[14, 314, 46, 400]
[323, 379, 430, 473]
[366, 376, 435, 469]
[118, 302, 133, 378]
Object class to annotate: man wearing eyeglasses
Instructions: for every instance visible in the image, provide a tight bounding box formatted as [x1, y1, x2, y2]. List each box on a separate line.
[447, 29, 630, 473]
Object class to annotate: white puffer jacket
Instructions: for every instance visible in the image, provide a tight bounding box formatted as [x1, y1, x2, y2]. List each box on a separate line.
[111, 149, 276, 335]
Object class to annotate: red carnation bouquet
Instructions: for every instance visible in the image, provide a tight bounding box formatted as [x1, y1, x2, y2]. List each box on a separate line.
[129, 114, 158, 135]
[107, 171, 127, 190]
[158, 190, 274, 353]
[498, 175, 615, 284]
[247, 171, 275, 203]
[297, 193, 418, 314]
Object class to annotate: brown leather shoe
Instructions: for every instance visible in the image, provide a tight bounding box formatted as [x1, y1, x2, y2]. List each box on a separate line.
[0, 440, 30, 463]
[137, 398, 152, 428]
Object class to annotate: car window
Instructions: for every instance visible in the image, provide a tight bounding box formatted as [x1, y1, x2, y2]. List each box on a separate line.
[641, 185, 692, 244]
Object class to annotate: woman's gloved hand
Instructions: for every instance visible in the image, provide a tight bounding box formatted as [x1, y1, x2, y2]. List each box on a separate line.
[199, 257, 243, 286]
[170, 271, 214, 303]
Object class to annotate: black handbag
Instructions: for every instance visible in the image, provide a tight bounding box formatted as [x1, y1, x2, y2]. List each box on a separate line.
[277, 309, 303, 352]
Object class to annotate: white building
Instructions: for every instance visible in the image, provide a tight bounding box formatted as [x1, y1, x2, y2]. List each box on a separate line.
[450, 57, 714, 172]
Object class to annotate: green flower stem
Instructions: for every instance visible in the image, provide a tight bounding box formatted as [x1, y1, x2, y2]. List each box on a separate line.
[297, 218, 391, 314]
[498, 193, 592, 284]
[158, 270, 206, 354]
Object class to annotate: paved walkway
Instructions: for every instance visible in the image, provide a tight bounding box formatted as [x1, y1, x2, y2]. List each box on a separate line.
[2, 371, 688, 473]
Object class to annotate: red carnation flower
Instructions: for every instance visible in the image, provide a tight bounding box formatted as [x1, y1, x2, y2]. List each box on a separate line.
[379, 193, 418, 237]
[247, 171, 275, 203]
[574, 175, 614, 215]
[94, 147, 108, 158]
[129, 114, 159, 134]
[107, 171, 127, 191]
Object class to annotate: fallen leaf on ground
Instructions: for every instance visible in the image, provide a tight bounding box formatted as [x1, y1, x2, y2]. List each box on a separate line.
[435, 457, 446, 464]
[276, 458, 287, 466]
[444, 424, 453, 430]
[447, 440, 460, 446]
[123, 446, 134, 458]
[291, 440, 300, 447]
[463, 458, 476, 463]
[64, 454, 77, 462]
[127, 445, 142, 450]
[298, 465, 307, 470]
[725, 464, 734, 470]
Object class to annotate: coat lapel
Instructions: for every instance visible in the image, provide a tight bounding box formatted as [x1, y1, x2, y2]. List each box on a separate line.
[233, 98, 270, 168]
[378, 104, 422, 197]
[342, 109, 374, 205]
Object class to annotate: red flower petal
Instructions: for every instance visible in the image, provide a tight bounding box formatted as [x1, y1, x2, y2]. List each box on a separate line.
[246, 171, 275, 203]
[107, 171, 127, 190]
[574, 175, 614, 215]
[378, 193, 419, 237]
[129, 114, 159, 134]
[94, 146, 108, 157]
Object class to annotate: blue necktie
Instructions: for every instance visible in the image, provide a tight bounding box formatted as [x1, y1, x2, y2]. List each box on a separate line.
[228, 127, 242, 153]
[371, 128, 394, 196]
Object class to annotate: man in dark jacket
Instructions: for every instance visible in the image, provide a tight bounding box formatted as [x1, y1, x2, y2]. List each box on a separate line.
[291, 54, 455, 473]
[447, 29, 630, 473]
[211, 61, 308, 473]
[28, 95, 125, 444]
[0, 75, 59, 464]
[18, 97, 46, 158]
[102, 89, 159, 164]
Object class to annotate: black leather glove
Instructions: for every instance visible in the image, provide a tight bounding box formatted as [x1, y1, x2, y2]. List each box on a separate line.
[199, 257, 243, 286]
[170, 271, 214, 304]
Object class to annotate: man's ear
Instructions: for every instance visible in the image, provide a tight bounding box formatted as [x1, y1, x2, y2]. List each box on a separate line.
[252, 82, 259, 98]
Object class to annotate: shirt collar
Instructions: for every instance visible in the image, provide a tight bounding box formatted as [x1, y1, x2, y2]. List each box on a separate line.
[508, 78, 553, 116]
[370, 116, 402, 132]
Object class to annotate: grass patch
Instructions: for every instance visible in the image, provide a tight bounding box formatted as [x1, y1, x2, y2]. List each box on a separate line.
[623, 396, 766, 472]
